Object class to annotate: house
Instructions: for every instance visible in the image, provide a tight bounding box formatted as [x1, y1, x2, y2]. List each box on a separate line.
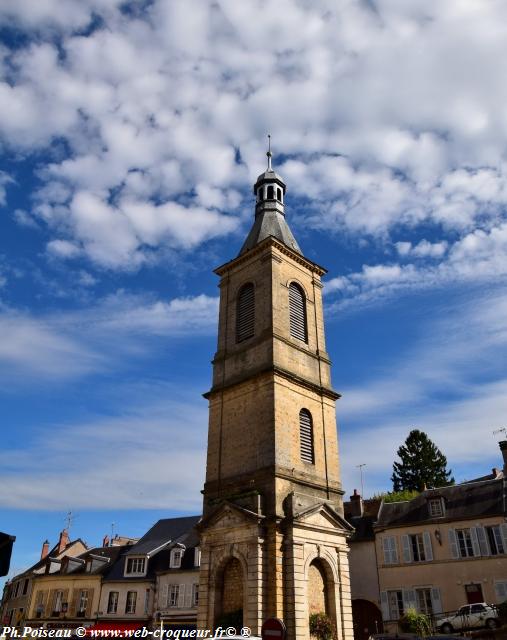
[344, 491, 383, 640]
[25, 544, 123, 630]
[0, 530, 87, 628]
[155, 525, 201, 631]
[96, 516, 200, 632]
[374, 441, 507, 630]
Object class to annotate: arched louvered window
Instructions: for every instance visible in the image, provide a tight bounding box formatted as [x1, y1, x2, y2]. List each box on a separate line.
[289, 282, 307, 342]
[277, 187, 282, 201]
[300, 409, 314, 464]
[236, 283, 255, 343]
[267, 185, 274, 199]
[258, 187, 263, 201]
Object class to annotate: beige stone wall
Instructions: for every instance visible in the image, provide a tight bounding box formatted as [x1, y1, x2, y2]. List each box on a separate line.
[377, 515, 507, 613]
[98, 581, 153, 619]
[349, 540, 380, 604]
[28, 576, 101, 621]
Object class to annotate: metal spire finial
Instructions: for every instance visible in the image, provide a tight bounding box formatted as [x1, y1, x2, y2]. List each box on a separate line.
[266, 133, 272, 171]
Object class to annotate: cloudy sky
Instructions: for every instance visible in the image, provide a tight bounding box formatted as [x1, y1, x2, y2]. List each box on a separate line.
[2, 0, 507, 578]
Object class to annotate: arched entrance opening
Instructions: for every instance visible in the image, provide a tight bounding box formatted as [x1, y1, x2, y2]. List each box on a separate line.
[308, 560, 329, 615]
[352, 599, 383, 640]
[215, 557, 244, 631]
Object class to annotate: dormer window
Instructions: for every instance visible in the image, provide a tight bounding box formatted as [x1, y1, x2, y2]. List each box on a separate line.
[125, 557, 146, 575]
[428, 497, 445, 518]
[170, 548, 183, 569]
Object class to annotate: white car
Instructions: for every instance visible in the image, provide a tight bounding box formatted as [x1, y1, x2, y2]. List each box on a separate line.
[437, 603, 500, 633]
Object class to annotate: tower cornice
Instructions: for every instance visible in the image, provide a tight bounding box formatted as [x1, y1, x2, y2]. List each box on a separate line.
[203, 364, 341, 401]
[214, 236, 327, 277]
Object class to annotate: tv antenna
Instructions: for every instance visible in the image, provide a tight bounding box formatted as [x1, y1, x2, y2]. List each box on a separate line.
[356, 463, 366, 497]
[64, 511, 74, 532]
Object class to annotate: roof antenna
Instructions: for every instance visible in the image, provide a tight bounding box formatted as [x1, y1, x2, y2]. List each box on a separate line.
[267, 133, 272, 171]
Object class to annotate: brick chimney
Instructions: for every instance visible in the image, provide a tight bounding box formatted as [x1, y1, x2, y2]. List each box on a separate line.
[41, 540, 50, 560]
[57, 529, 69, 555]
[500, 441, 507, 474]
[102, 535, 110, 548]
[349, 489, 364, 517]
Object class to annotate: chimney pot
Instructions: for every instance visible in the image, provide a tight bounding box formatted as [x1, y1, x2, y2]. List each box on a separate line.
[41, 540, 50, 560]
[57, 529, 69, 555]
[349, 489, 364, 517]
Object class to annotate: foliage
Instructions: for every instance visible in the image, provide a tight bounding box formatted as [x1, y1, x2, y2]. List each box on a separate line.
[399, 608, 432, 636]
[215, 609, 243, 633]
[391, 429, 454, 492]
[309, 612, 335, 640]
[373, 489, 420, 503]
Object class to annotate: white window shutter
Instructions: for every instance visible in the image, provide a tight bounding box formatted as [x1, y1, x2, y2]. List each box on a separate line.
[401, 535, 412, 563]
[185, 585, 192, 608]
[500, 524, 507, 552]
[380, 592, 389, 620]
[495, 582, 507, 602]
[470, 527, 481, 557]
[448, 529, 459, 558]
[423, 531, 433, 561]
[382, 538, 391, 564]
[403, 589, 417, 612]
[390, 537, 399, 564]
[162, 584, 168, 608]
[431, 588, 443, 614]
[177, 584, 185, 608]
[476, 526, 490, 556]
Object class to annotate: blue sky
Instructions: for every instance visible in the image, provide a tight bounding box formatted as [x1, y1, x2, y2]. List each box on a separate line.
[2, 0, 507, 584]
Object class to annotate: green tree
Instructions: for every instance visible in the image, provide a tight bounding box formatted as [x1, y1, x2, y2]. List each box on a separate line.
[391, 429, 454, 492]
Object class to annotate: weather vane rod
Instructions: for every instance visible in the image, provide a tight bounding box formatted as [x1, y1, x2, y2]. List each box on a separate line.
[267, 133, 272, 171]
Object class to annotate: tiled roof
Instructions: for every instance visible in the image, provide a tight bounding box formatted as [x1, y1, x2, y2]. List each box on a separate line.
[376, 478, 506, 529]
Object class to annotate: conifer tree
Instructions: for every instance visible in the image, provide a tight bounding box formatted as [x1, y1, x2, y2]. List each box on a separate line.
[391, 429, 454, 492]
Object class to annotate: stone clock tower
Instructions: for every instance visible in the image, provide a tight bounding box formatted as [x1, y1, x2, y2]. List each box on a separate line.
[197, 149, 354, 640]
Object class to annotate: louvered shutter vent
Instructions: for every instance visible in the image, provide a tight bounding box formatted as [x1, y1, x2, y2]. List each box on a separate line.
[236, 283, 255, 342]
[289, 283, 307, 342]
[299, 409, 314, 463]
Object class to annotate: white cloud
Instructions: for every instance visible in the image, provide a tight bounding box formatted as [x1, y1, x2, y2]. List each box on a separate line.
[0, 384, 207, 510]
[339, 287, 507, 494]
[0, 292, 218, 380]
[0, 1, 507, 271]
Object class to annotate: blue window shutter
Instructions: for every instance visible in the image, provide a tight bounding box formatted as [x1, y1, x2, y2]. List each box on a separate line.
[401, 535, 412, 563]
[431, 588, 443, 614]
[423, 531, 433, 561]
[448, 529, 459, 558]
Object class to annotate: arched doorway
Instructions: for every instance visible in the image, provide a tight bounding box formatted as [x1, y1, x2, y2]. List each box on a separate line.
[215, 557, 244, 630]
[352, 599, 383, 640]
[308, 560, 329, 615]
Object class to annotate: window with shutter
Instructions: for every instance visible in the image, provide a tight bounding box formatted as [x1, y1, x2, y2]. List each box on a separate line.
[236, 283, 255, 343]
[299, 409, 314, 464]
[289, 283, 307, 342]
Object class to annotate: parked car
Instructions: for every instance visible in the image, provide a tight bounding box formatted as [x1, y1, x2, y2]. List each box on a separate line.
[437, 603, 500, 633]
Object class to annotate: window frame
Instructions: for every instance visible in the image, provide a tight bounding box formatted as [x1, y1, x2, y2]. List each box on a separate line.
[170, 548, 183, 569]
[107, 591, 119, 614]
[168, 584, 179, 608]
[456, 528, 475, 558]
[125, 556, 146, 576]
[77, 590, 88, 615]
[428, 498, 444, 518]
[288, 282, 308, 343]
[299, 408, 314, 464]
[236, 282, 255, 343]
[125, 591, 137, 615]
